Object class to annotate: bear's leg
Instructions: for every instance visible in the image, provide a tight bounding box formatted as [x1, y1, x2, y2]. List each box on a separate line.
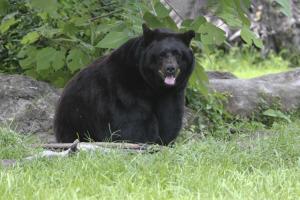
[54, 108, 109, 143]
[54, 117, 97, 143]
[111, 112, 160, 144]
[155, 91, 185, 145]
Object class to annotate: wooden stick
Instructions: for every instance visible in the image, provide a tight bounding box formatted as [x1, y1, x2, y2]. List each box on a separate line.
[32, 141, 164, 152]
[1, 141, 165, 167]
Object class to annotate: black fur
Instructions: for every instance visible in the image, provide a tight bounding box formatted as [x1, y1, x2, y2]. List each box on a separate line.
[54, 24, 195, 145]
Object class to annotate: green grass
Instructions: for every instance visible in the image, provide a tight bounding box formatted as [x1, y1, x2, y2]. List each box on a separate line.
[200, 48, 291, 79]
[1, 120, 300, 199]
[0, 127, 38, 159]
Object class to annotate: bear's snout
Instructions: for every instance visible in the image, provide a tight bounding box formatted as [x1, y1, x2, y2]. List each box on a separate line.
[166, 65, 176, 76]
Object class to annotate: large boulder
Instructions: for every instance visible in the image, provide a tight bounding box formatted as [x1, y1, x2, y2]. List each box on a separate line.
[206, 71, 237, 80]
[0, 74, 60, 142]
[209, 68, 300, 117]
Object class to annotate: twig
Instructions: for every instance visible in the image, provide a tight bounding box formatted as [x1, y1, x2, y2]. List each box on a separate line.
[33, 141, 157, 151]
[1, 141, 165, 167]
[90, 9, 123, 22]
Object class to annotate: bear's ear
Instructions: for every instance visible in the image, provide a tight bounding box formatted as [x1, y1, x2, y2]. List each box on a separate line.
[142, 23, 155, 45]
[179, 30, 195, 46]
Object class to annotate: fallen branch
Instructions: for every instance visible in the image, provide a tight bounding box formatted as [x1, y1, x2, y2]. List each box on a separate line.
[1, 140, 165, 167]
[33, 140, 155, 151]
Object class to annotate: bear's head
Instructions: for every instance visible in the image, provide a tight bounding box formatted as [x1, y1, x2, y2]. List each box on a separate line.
[140, 24, 195, 89]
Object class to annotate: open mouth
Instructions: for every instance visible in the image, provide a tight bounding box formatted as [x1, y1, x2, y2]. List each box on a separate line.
[159, 68, 180, 86]
[164, 76, 176, 85]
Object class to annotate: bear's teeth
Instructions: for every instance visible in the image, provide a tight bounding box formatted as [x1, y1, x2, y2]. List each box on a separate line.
[164, 77, 176, 85]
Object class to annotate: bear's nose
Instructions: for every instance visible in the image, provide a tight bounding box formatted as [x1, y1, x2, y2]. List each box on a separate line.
[166, 66, 176, 75]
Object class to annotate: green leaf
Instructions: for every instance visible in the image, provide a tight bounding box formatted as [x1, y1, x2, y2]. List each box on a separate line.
[233, 0, 251, 26]
[67, 49, 90, 73]
[38, 25, 61, 39]
[215, 0, 243, 28]
[240, 0, 251, 9]
[36, 47, 57, 71]
[181, 19, 193, 28]
[0, 0, 9, 15]
[143, 11, 164, 29]
[18, 46, 38, 69]
[241, 26, 263, 48]
[49, 69, 72, 87]
[34, 47, 66, 72]
[188, 57, 209, 96]
[263, 109, 291, 123]
[0, 17, 19, 33]
[191, 16, 207, 31]
[161, 16, 178, 31]
[21, 31, 40, 45]
[52, 77, 67, 88]
[276, 0, 292, 17]
[181, 16, 206, 32]
[96, 31, 130, 49]
[221, 13, 242, 27]
[253, 37, 263, 49]
[19, 58, 35, 70]
[154, 2, 170, 18]
[61, 22, 78, 36]
[24, 69, 39, 79]
[70, 16, 88, 26]
[240, 27, 252, 44]
[95, 22, 124, 34]
[199, 22, 226, 45]
[52, 49, 66, 71]
[29, 0, 59, 16]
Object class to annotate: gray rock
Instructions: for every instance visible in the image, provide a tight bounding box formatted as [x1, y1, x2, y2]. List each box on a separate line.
[206, 71, 237, 80]
[209, 68, 300, 117]
[0, 74, 60, 142]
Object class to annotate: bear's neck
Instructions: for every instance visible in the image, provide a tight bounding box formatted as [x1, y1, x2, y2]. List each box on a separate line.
[110, 36, 144, 68]
[109, 37, 154, 95]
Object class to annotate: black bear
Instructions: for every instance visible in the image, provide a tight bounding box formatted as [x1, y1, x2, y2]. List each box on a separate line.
[54, 24, 195, 145]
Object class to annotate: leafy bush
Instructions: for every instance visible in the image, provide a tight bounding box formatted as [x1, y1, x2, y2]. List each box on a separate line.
[0, 0, 263, 89]
[186, 88, 233, 132]
[252, 94, 291, 127]
[0, 0, 128, 86]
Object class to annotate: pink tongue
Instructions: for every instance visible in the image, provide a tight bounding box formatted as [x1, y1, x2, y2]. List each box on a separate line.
[164, 77, 176, 85]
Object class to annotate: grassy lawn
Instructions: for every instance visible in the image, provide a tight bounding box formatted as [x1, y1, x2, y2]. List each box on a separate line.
[1, 120, 300, 199]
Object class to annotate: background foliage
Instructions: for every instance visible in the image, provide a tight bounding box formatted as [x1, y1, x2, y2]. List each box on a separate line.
[0, 0, 290, 90]
[0, 0, 263, 89]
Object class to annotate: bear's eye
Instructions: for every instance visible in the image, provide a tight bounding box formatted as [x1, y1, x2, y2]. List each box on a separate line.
[172, 50, 182, 59]
[159, 51, 167, 58]
[171, 50, 179, 55]
[181, 52, 188, 61]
